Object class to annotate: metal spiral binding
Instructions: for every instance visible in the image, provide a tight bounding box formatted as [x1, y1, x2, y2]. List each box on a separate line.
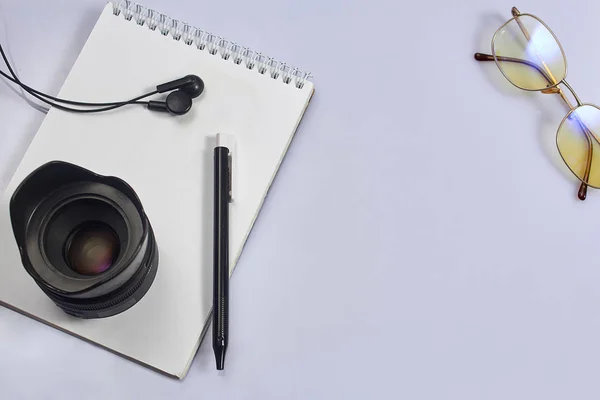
[111, 0, 312, 89]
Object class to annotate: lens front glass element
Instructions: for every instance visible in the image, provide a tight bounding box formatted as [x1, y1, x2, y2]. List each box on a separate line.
[66, 223, 120, 275]
[492, 14, 566, 90]
[557, 105, 600, 188]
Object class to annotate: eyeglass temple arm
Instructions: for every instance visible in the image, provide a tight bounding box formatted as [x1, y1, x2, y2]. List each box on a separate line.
[473, 53, 577, 110]
[474, 52, 573, 105]
[474, 53, 553, 83]
[474, 52, 594, 200]
[574, 116, 595, 200]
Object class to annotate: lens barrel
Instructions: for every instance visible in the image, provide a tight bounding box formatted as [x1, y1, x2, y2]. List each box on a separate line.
[9, 161, 158, 319]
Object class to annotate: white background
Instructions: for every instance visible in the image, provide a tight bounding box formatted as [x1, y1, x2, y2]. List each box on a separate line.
[2, 0, 600, 398]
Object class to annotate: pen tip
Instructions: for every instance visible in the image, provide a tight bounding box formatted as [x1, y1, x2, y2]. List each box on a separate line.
[214, 344, 226, 370]
[216, 356, 225, 370]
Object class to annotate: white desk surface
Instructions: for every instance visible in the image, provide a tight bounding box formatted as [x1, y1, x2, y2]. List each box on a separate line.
[3, 0, 600, 398]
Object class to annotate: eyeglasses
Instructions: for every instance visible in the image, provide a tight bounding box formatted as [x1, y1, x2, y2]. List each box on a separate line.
[475, 6, 600, 201]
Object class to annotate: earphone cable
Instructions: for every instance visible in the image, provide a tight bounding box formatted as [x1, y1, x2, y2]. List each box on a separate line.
[0, 43, 156, 112]
[0, 67, 156, 113]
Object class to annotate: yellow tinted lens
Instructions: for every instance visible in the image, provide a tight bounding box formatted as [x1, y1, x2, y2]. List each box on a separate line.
[557, 105, 600, 188]
[492, 15, 566, 90]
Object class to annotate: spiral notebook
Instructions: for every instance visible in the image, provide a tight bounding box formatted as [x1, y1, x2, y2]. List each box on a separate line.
[0, 0, 314, 379]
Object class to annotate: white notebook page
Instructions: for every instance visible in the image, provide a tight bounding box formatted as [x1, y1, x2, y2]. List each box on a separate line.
[0, 2, 314, 378]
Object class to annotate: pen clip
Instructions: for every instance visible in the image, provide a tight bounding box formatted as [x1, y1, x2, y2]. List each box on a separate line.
[216, 133, 235, 203]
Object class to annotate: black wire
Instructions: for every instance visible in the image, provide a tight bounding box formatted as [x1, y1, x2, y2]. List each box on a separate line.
[0, 42, 156, 112]
[0, 71, 155, 112]
[1, 71, 155, 113]
[0, 42, 152, 108]
[0, 68, 157, 108]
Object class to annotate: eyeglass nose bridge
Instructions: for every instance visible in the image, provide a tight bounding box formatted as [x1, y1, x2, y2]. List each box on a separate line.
[542, 80, 583, 109]
[541, 87, 560, 94]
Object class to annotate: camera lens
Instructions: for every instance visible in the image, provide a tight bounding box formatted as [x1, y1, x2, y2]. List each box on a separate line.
[9, 161, 159, 319]
[65, 222, 120, 275]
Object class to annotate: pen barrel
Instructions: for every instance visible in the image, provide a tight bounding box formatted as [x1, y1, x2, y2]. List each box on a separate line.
[213, 147, 229, 346]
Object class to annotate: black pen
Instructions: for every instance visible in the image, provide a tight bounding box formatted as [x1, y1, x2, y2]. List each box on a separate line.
[213, 133, 234, 370]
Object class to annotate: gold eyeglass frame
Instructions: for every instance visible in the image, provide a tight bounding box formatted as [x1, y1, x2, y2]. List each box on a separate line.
[475, 6, 600, 201]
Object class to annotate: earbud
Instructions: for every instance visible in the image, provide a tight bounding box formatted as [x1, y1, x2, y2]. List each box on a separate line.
[155, 75, 204, 98]
[147, 91, 193, 115]
[148, 75, 204, 115]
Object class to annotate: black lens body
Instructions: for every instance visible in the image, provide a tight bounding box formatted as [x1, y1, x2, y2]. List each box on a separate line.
[9, 161, 158, 319]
